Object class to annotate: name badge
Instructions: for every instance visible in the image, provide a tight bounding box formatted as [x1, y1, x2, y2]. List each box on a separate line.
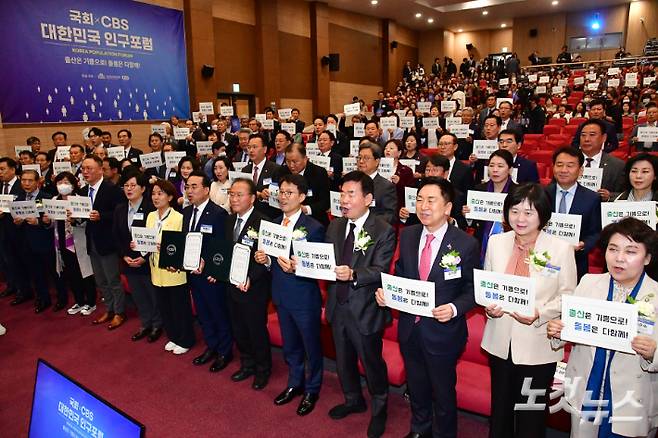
[169, 171, 177, 178]
[241, 237, 254, 247]
[131, 157, 138, 162]
[307, 189, 313, 197]
[540, 264, 561, 278]
[638, 316, 655, 335]
[444, 267, 462, 280]
[200, 224, 213, 234]
[133, 212, 144, 220]
[263, 178, 272, 185]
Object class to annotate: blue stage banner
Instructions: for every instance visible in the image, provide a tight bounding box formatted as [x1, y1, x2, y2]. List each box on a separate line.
[0, 0, 190, 124]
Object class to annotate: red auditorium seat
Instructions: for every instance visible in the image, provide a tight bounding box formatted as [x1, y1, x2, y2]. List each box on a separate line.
[536, 162, 548, 179]
[546, 134, 570, 145]
[523, 133, 544, 144]
[567, 97, 580, 108]
[527, 150, 554, 166]
[548, 118, 566, 127]
[542, 124, 562, 136]
[542, 139, 563, 150]
[456, 308, 491, 415]
[564, 124, 579, 138]
[570, 90, 584, 99]
[569, 117, 587, 126]
[420, 148, 440, 157]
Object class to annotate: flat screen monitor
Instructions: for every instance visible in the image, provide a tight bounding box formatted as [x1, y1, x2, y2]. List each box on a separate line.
[29, 359, 145, 438]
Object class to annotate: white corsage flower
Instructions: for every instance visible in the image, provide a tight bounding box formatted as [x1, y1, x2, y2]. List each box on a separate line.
[526, 250, 551, 271]
[246, 226, 258, 240]
[292, 227, 308, 241]
[439, 250, 461, 272]
[636, 301, 656, 319]
[354, 229, 374, 254]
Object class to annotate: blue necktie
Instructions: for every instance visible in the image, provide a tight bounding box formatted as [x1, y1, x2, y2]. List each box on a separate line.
[89, 186, 95, 204]
[558, 190, 568, 214]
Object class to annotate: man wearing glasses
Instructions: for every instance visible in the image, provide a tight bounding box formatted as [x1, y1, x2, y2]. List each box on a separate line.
[497, 129, 539, 183]
[437, 134, 474, 194]
[356, 141, 397, 224]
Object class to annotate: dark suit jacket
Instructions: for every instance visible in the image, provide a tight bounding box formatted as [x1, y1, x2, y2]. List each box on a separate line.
[112, 197, 155, 275]
[278, 162, 331, 226]
[80, 180, 123, 255]
[125, 147, 143, 165]
[449, 158, 474, 193]
[598, 152, 625, 198]
[571, 119, 619, 152]
[371, 174, 398, 225]
[14, 190, 54, 254]
[514, 155, 540, 183]
[630, 122, 658, 151]
[224, 209, 270, 303]
[325, 213, 396, 335]
[325, 151, 343, 191]
[182, 200, 228, 276]
[546, 182, 601, 278]
[243, 160, 281, 220]
[0, 179, 25, 245]
[270, 213, 325, 311]
[396, 224, 479, 354]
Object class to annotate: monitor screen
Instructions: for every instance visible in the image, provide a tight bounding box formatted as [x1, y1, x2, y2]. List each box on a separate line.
[29, 359, 144, 438]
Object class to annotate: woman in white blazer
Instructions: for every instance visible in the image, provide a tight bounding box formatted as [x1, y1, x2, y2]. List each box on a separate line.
[482, 182, 578, 438]
[548, 217, 658, 438]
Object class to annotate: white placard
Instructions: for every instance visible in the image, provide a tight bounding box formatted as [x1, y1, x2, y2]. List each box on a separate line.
[277, 108, 293, 120]
[586, 73, 597, 81]
[68, 196, 93, 218]
[22, 164, 41, 177]
[140, 152, 163, 169]
[637, 126, 658, 143]
[644, 76, 655, 86]
[164, 151, 186, 170]
[474, 269, 536, 315]
[380, 117, 398, 130]
[450, 124, 470, 139]
[441, 100, 457, 112]
[349, 140, 360, 158]
[262, 119, 274, 130]
[601, 201, 657, 229]
[381, 273, 435, 318]
[399, 116, 415, 129]
[528, 74, 537, 83]
[306, 142, 320, 157]
[107, 146, 124, 160]
[625, 72, 637, 81]
[183, 232, 202, 271]
[55, 146, 71, 161]
[344, 103, 361, 116]
[353, 123, 365, 138]
[230, 243, 251, 286]
[465, 190, 507, 222]
[498, 78, 509, 86]
[53, 161, 72, 175]
[14, 145, 31, 157]
[473, 139, 499, 160]
[608, 78, 620, 88]
[539, 76, 550, 84]
[173, 127, 190, 141]
[587, 82, 600, 91]
[417, 101, 431, 113]
[404, 187, 418, 214]
[310, 155, 331, 171]
[330, 191, 342, 217]
[544, 213, 582, 245]
[573, 76, 585, 86]
[228, 171, 253, 182]
[258, 220, 293, 259]
[422, 117, 439, 129]
[535, 86, 547, 95]
[220, 106, 234, 117]
[199, 101, 214, 115]
[625, 78, 638, 88]
[293, 241, 336, 281]
[378, 157, 395, 180]
[399, 159, 418, 174]
[196, 141, 213, 156]
[10, 200, 39, 219]
[607, 67, 620, 76]
[445, 116, 462, 129]
[342, 157, 357, 174]
[281, 122, 296, 135]
[192, 111, 203, 123]
[561, 295, 637, 354]
[268, 183, 280, 209]
[131, 226, 159, 253]
[558, 79, 568, 87]
[150, 125, 167, 136]
[552, 86, 564, 95]
[578, 167, 603, 192]
[42, 198, 69, 220]
[0, 194, 15, 213]
[233, 161, 249, 173]
[427, 130, 438, 148]
[255, 113, 267, 124]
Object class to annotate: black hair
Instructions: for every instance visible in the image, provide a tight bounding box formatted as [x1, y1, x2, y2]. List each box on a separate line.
[51, 131, 67, 140]
[552, 146, 585, 167]
[503, 183, 552, 230]
[599, 217, 658, 279]
[342, 170, 374, 197]
[117, 129, 132, 138]
[211, 156, 234, 182]
[623, 153, 658, 193]
[580, 118, 607, 135]
[119, 170, 148, 188]
[103, 157, 120, 170]
[187, 170, 211, 188]
[498, 129, 523, 144]
[418, 176, 455, 204]
[279, 173, 309, 195]
[0, 157, 18, 169]
[489, 149, 514, 168]
[232, 177, 257, 196]
[89, 127, 103, 137]
[359, 141, 384, 159]
[428, 154, 451, 171]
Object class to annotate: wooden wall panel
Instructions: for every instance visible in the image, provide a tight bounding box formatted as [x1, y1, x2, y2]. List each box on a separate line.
[213, 18, 258, 94]
[212, 0, 255, 25]
[277, 0, 310, 38]
[328, 7, 381, 38]
[329, 82, 381, 114]
[279, 98, 313, 126]
[329, 24, 383, 86]
[278, 32, 312, 99]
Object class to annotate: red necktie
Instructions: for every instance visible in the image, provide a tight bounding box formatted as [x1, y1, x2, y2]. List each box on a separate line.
[419, 234, 435, 281]
[253, 165, 259, 183]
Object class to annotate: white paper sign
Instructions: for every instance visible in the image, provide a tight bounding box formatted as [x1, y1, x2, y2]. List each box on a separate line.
[192, 111, 203, 123]
[474, 269, 536, 315]
[10, 200, 39, 219]
[151, 125, 166, 136]
[353, 123, 365, 138]
[607, 67, 620, 76]
[380, 117, 397, 130]
[344, 103, 360, 116]
[625, 78, 638, 88]
[558, 79, 568, 87]
[625, 72, 637, 81]
[183, 232, 202, 271]
[608, 78, 620, 88]
[310, 155, 331, 171]
[14, 145, 31, 157]
[173, 127, 190, 141]
[422, 117, 439, 129]
[578, 167, 603, 192]
[281, 122, 296, 135]
[497, 98, 513, 109]
[574, 76, 585, 85]
[601, 201, 657, 229]
[348, 140, 359, 158]
[399, 159, 418, 174]
[637, 126, 658, 143]
[404, 187, 418, 214]
[552, 86, 564, 95]
[22, 164, 41, 176]
[330, 191, 342, 217]
[535, 86, 547, 95]
[228, 171, 253, 182]
[230, 243, 251, 286]
[164, 151, 186, 170]
[53, 161, 72, 175]
[261, 119, 274, 130]
[258, 220, 293, 258]
[268, 183, 280, 209]
[68, 196, 93, 218]
[196, 141, 213, 156]
[277, 108, 292, 119]
[539, 76, 550, 84]
[306, 142, 320, 157]
[0, 194, 15, 213]
[255, 113, 267, 124]
[378, 157, 395, 180]
[441, 100, 457, 112]
[55, 146, 71, 161]
[219, 106, 234, 117]
[561, 295, 637, 354]
[381, 273, 435, 317]
[586, 73, 597, 81]
[233, 161, 249, 173]
[445, 116, 462, 129]
[587, 82, 600, 91]
[131, 226, 159, 253]
[528, 74, 537, 83]
[398, 116, 414, 129]
[466, 190, 507, 222]
[199, 102, 214, 115]
[473, 140, 499, 160]
[450, 124, 470, 139]
[42, 198, 69, 220]
[293, 241, 336, 281]
[544, 213, 582, 245]
[140, 152, 163, 169]
[417, 101, 431, 113]
[498, 78, 509, 86]
[342, 157, 357, 174]
[644, 76, 655, 86]
[106, 146, 124, 160]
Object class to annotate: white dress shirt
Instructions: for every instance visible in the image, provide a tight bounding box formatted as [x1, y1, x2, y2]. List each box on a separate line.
[555, 182, 578, 213]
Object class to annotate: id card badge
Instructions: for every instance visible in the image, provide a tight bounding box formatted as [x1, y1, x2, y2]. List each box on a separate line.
[241, 237, 254, 247]
[307, 189, 314, 197]
[133, 212, 144, 221]
[638, 316, 655, 335]
[200, 224, 213, 234]
[263, 178, 272, 185]
[541, 264, 561, 278]
[444, 267, 461, 280]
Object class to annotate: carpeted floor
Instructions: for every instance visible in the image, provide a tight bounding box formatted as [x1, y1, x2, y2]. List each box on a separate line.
[0, 295, 566, 437]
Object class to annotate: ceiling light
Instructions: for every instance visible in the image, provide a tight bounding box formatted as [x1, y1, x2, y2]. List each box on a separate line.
[458, 28, 463, 32]
[415, 12, 422, 18]
[482, 10, 488, 15]
[552, 0, 559, 5]
[501, 23, 507, 28]
[427, 18, 434, 24]
[370, 0, 378, 5]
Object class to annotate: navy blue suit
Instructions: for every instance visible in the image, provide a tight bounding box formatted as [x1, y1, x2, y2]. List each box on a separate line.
[513, 155, 540, 183]
[546, 183, 601, 279]
[182, 200, 233, 357]
[0, 179, 26, 294]
[270, 213, 325, 393]
[395, 224, 479, 437]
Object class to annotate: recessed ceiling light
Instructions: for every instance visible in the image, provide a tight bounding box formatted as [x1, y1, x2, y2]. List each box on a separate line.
[427, 18, 434, 24]
[415, 12, 422, 18]
[552, 0, 559, 5]
[501, 23, 507, 28]
[370, 0, 378, 5]
[458, 28, 463, 32]
[482, 10, 488, 15]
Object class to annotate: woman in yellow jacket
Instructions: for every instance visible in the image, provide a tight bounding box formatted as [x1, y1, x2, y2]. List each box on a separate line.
[146, 179, 195, 355]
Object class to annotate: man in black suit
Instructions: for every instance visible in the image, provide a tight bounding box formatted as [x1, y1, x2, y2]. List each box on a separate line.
[438, 134, 474, 193]
[477, 94, 498, 129]
[498, 129, 540, 183]
[277, 143, 331, 227]
[183, 171, 233, 373]
[325, 171, 396, 438]
[12, 169, 57, 312]
[498, 101, 522, 132]
[377, 177, 479, 438]
[117, 129, 143, 165]
[578, 118, 625, 201]
[232, 128, 252, 163]
[68, 144, 85, 179]
[318, 130, 343, 191]
[356, 141, 397, 224]
[78, 155, 126, 328]
[216, 118, 238, 157]
[225, 178, 272, 390]
[0, 158, 25, 299]
[546, 147, 601, 279]
[242, 134, 281, 220]
[570, 99, 619, 152]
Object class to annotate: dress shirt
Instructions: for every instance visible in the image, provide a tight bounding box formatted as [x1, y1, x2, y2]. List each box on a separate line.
[87, 178, 103, 205]
[345, 209, 370, 245]
[3, 176, 17, 194]
[555, 182, 578, 213]
[501, 118, 511, 130]
[418, 222, 458, 318]
[127, 198, 143, 228]
[235, 206, 254, 236]
[189, 198, 210, 231]
[252, 159, 266, 182]
[447, 156, 456, 181]
[583, 149, 603, 168]
[282, 208, 302, 228]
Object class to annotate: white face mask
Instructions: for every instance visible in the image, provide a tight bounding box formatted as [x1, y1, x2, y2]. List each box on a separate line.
[57, 183, 73, 196]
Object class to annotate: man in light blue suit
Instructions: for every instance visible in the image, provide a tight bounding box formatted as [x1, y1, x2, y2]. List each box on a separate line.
[255, 173, 325, 416]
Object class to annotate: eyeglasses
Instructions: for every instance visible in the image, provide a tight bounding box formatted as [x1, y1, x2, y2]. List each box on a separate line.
[123, 184, 139, 189]
[279, 191, 298, 198]
[357, 156, 374, 162]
